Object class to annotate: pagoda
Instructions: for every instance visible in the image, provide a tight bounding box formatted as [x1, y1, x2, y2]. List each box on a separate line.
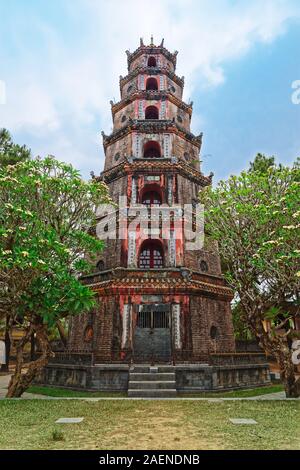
[38, 38, 270, 394]
[68, 37, 237, 364]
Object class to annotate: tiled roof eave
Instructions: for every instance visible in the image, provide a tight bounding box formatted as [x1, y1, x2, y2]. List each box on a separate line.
[102, 121, 202, 148]
[112, 91, 192, 116]
[84, 278, 233, 300]
[97, 159, 212, 187]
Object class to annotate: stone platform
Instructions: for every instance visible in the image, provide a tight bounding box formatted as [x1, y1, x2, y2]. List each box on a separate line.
[36, 359, 271, 394]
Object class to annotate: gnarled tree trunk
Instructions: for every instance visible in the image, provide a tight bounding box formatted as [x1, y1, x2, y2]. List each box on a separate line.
[6, 320, 54, 398]
[246, 303, 300, 398]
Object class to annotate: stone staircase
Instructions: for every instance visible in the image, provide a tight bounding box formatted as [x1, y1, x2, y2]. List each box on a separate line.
[128, 365, 177, 398]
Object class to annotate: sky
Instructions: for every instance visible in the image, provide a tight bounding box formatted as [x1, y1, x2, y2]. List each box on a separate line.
[0, 0, 299, 181]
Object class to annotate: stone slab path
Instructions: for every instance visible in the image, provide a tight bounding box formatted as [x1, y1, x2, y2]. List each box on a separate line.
[0, 374, 299, 400]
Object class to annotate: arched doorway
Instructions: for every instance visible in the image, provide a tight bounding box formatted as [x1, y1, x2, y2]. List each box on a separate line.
[138, 240, 164, 269]
[143, 141, 161, 158]
[145, 105, 159, 120]
[133, 303, 172, 362]
[146, 77, 158, 91]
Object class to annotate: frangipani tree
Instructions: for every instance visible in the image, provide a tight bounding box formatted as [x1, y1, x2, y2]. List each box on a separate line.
[0, 156, 111, 397]
[200, 159, 300, 397]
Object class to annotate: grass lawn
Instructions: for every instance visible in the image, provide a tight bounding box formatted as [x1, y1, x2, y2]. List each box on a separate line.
[26, 384, 283, 398]
[178, 384, 285, 398]
[0, 399, 299, 450]
[27, 385, 127, 398]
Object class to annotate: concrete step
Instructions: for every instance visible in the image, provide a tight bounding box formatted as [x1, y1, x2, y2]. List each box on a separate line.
[157, 367, 175, 373]
[128, 389, 177, 398]
[131, 365, 175, 373]
[128, 380, 176, 390]
[129, 372, 175, 381]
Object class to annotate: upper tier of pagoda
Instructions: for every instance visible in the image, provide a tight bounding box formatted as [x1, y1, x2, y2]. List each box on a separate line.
[125, 37, 178, 73]
[100, 38, 207, 176]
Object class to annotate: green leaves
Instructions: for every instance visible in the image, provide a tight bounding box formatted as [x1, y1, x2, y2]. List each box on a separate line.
[0, 148, 109, 327]
[199, 157, 300, 324]
[0, 128, 31, 167]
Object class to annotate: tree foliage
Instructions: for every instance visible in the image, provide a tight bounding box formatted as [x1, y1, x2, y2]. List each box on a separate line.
[249, 152, 276, 174]
[0, 128, 31, 167]
[0, 152, 111, 396]
[200, 157, 300, 396]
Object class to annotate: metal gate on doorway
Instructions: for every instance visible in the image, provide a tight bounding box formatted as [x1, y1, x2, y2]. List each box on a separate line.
[133, 304, 172, 363]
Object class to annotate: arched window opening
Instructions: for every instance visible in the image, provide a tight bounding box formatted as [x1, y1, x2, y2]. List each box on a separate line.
[139, 240, 164, 269]
[142, 191, 162, 206]
[84, 325, 94, 343]
[143, 140, 161, 158]
[96, 260, 105, 271]
[148, 56, 157, 67]
[210, 325, 219, 340]
[146, 77, 158, 91]
[200, 260, 208, 272]
[145, 105, 159, 120]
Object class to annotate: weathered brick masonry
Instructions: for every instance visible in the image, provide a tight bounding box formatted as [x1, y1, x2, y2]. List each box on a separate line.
[68, 38, 237, 364]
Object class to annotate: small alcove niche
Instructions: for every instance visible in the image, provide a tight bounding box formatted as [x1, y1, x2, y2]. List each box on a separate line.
[210, 325, 218, 340]
[200, 260, 208, 272]
[96, 260, 105, 271]
[147, 56, 157, 67]
[84, 325, 94, 343]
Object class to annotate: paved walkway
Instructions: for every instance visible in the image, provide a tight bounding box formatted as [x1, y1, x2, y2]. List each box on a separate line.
[0, 374, 48, 399]
[0, 374, 299, 400]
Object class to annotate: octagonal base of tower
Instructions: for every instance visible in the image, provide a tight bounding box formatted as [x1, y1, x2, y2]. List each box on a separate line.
[36, 268, 271, 393]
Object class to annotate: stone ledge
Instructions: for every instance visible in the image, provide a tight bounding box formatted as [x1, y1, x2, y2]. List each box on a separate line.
[37, 362, 271, 392]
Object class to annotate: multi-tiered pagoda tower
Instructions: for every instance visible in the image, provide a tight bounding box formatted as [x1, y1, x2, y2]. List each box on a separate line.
[38, 39, 271, 394]
[68, 38, 236, 364]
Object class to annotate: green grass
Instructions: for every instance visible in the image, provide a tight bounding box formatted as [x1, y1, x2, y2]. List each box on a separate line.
[27, 384, 283, 398]
[178, 384, 284, 398]
[27, 385, 127, 398]
[0, 399, 299, 450]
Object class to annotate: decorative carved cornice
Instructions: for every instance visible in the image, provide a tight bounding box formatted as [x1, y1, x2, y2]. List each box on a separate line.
[101, 119, 202, 149]
[81, 268, 233, 300]
[126, 45, 178, 70]
[120, 66, 184, 90]
[96, 158, 212, 187]
[111, 90, 192, 117]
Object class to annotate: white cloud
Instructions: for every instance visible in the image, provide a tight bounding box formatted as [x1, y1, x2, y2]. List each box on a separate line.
[0, 0, 299, 176]
[8, 84, 60, 134]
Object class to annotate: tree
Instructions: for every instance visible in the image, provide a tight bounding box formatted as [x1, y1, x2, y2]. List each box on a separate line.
[0, 128, 31, 167]
[200, 160, 300, 397]
[249, 153, 276, 174]
[0, 129, 31, 372]
[231, 300, 255, 341]
[0, 156, 110, 397]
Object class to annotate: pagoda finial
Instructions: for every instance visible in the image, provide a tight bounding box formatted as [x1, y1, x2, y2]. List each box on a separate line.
[160, 38, 164, 47]
[140, 37, 144, 47]
[150, 34, 154, 45]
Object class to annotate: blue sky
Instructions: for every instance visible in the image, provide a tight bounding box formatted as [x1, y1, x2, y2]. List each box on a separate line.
[0, 0, 299, 181]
